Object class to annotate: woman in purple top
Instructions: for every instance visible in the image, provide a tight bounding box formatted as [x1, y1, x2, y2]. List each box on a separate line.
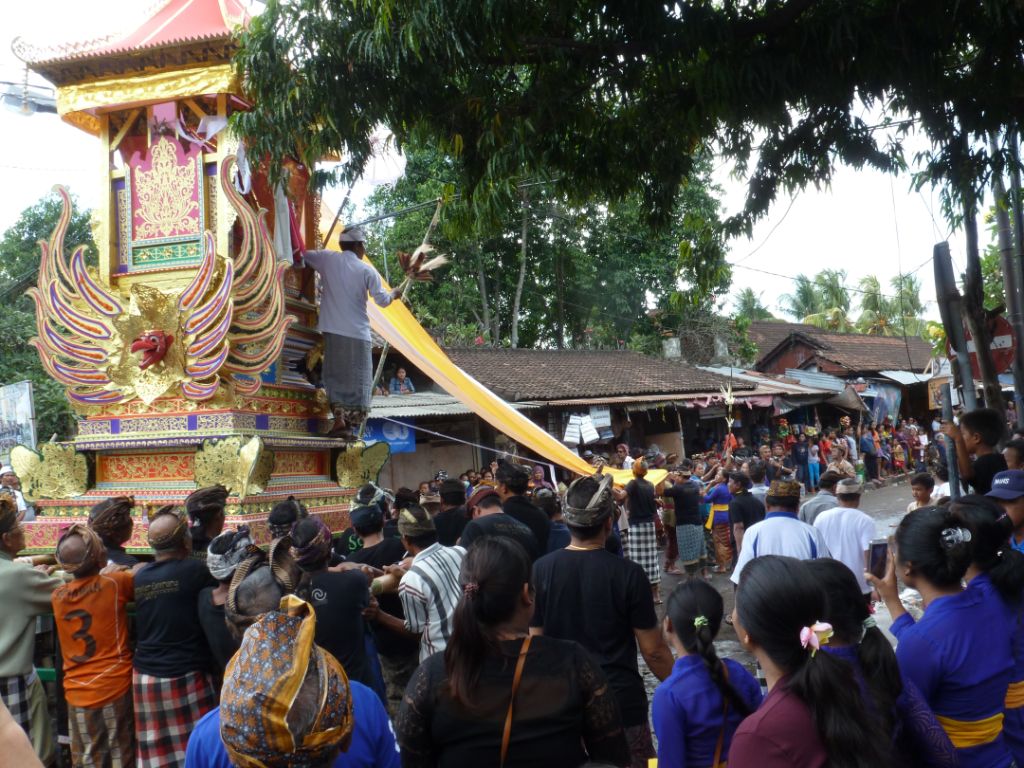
[652, 580, 762, 767]
[806, 558, 956, 767]
[729, 555, 893, 768]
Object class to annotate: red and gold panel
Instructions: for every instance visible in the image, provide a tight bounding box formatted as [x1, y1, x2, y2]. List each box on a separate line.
[96, 451, 194, 483]
[272, 451, 326, 477]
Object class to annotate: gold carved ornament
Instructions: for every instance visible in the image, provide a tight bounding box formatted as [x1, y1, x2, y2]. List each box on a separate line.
[194, 436, 275, 499]
[336, 441, 391, 490]
[11, 444, 89, 502]
[132, 137, 200, 240]
[28, 159, 295, 409]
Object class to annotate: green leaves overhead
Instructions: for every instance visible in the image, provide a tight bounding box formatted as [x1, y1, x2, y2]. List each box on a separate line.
[234, 0, 1024, 231]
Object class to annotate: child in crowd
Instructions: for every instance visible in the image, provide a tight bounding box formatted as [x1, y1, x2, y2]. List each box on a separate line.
[907, 472, 936, 514]
[933, 465, 951, 500]
[941, 407, 1008, 494]
[653, 580, 762, 767]
[892, 441, 906, 473]
[1004, 438, 1024, 471]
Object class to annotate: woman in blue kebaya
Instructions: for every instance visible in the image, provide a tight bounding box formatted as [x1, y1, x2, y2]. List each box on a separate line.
[951, 494, 1024, 765]
[806, 558, 956, 767]
[652, 579, 762, 767]
[869, 505, 1015, 768]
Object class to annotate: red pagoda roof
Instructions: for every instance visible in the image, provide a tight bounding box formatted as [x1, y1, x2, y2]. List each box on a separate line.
[21, 0, 249, 66]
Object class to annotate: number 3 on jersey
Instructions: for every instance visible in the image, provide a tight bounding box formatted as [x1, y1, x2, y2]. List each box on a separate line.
[64, 609, 97, 662]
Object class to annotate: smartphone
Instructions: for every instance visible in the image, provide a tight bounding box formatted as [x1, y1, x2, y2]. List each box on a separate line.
[869, 539, 889, 580]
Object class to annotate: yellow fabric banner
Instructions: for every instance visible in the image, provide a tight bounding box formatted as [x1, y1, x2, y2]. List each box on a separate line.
[320, 214, 663, 481]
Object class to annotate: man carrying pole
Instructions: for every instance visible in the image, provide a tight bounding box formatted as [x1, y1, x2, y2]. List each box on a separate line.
[301, 228, 404, 439]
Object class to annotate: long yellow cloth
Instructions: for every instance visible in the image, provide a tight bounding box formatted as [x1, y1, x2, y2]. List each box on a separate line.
[319, 213, 665, 482]
[934, 712, 1004, 748]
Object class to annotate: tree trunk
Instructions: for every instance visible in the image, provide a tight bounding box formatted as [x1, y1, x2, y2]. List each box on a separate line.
[474, 242, 492, 345]
[962, 194, 1006, 417]
[511, 190, 528, 349]
[991, 132, 1024, 428]
[555, 230, 566, 349]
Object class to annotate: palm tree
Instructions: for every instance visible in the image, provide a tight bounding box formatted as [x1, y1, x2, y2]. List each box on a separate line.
[734, 287, 774, 320]
[814, 269, 851, 313]
[802, 306, 856, 333]
[856, 274, 893, 335]
[780, 274, 822, 319]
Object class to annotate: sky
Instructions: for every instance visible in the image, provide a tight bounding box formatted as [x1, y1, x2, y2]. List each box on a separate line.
[0, 0, 982, 326]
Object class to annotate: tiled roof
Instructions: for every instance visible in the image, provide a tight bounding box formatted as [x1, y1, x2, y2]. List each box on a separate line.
[444, 348, 751, 402]
[21, 0, 248, 66]
[748, 321, 828, 360]
[755, 323, 933, 373]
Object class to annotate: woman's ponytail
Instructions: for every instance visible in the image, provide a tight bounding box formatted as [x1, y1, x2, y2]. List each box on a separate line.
[951, 494, 1024, 602]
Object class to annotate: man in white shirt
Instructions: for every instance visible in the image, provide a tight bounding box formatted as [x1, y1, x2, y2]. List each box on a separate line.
[813, 478, 877, 597]
[301, 227, 403, 439]
[731, 480, 830, 585]
[0, 468, 31, 521]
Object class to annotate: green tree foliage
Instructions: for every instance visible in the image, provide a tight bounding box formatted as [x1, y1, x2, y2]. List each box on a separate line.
[734, 288, 774, 321]
[234, 0, 1024, 233]
[0, 191, 95, 441]
[359, 140, 733, 353]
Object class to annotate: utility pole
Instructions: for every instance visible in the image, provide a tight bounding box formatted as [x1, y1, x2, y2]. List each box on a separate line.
[934, 241, 978, 410]
[1008, 126, 1024, 429]
[511, 189, 528, 349]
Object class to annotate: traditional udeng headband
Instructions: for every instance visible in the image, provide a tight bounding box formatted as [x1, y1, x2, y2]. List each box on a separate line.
[800, 622, 834, 657]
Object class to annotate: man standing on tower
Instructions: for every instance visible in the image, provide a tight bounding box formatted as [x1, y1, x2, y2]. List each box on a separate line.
[302, 228, 404, 439]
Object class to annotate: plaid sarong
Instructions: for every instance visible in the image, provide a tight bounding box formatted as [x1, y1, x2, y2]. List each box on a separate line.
[70, 689, 135, 768]
[625, 521, 661, 585]
[323, 332, 372, 410]
[676, 523, 706, 567]
[133, 670, 215, 768]
[0, 674, 31, 736]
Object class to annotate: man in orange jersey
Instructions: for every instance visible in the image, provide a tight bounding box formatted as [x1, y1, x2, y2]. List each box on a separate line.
[52, 524, 136, 767]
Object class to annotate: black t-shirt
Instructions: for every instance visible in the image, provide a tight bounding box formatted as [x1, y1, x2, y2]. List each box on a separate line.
[133, 558, 217, 676]
[347, 539, 419, 658]
[396, 637, 630, 768]
[197, 587, 240, 674]
[663, 482, 701, 526]
[766, 456, 794, 482]
[625, 478, 658, 523]
[531, 548, 658, 726]
[970, 452, 1009, 494]
[791, 443, 809, 466]
[503, 495, 551, 552]
[434, 506, 468, 547]
[105, 546, 138, 567]
[728, 490, 766, 528]
[383, 518, 401, 539]
[308, 570, 374, 689]
[461, 514, 540, 561]
[334, 527, 364, 559]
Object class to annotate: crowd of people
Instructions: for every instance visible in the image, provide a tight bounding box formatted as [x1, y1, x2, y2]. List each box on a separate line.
[3, 406, 1024, 767]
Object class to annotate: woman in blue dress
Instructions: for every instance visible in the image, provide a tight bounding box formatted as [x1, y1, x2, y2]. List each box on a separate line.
[869, 505, 1015, 768]
[652, 579, 762, 767]
[951, 494, 1024, 765]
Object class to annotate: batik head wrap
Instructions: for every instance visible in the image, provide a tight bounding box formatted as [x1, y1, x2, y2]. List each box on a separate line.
[562, 472, 615, 527]
[88, 496, 135, 543]
[221, 595, 353, 768]
[56, 524, 107, 576]
[397, 504, 435, 538]
[185, 485, 229, 524]
[207, 526, 256, 582]
[147, 505, 190, 551]
[268, 496, 307, 539]
[290, 518, 333, 570]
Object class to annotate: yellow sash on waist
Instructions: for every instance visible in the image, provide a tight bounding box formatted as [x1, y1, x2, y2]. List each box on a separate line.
[706, 503, 729, 530]
[935, 712, 1004, 748]
[1006, 680, 1024, 709]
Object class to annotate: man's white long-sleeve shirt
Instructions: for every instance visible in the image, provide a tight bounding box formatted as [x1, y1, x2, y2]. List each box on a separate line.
[302, 249, 394, 341]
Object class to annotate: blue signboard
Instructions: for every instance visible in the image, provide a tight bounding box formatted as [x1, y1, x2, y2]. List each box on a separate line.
[363, 419, 416, 453]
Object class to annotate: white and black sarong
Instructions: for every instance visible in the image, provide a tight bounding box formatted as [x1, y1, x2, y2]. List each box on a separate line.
[625, 520, 661, 585]
[322, 332, 372, 411]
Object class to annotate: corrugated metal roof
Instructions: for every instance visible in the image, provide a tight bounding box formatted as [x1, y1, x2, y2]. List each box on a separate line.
[699, 366, 834, 396]
[784, 369, 849, 393]
[877, 370, 932, 386]
[368, 391, 535, 419]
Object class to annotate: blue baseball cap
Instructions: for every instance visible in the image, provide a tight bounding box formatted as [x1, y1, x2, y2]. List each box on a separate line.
[986, 470, 1024, 500]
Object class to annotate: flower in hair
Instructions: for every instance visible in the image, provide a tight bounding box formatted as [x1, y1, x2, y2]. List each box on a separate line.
[463, 582, 479, 597]
[799, 622, 833, 657]
[693, 615, 709, 630]
[862, 616, 877, 630]
[940, 527, 972, 549]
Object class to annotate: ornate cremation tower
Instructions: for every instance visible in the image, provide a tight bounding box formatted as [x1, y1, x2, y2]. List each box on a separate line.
[13, 0, 378, 552]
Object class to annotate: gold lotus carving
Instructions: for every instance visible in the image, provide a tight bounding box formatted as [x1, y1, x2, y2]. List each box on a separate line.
[11, 443, 89, 502]
[194, 436, 275, 498]
[133, 137, 200, 239]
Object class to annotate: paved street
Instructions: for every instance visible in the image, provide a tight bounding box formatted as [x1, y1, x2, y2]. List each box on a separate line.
[643, 478, 917, 697]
